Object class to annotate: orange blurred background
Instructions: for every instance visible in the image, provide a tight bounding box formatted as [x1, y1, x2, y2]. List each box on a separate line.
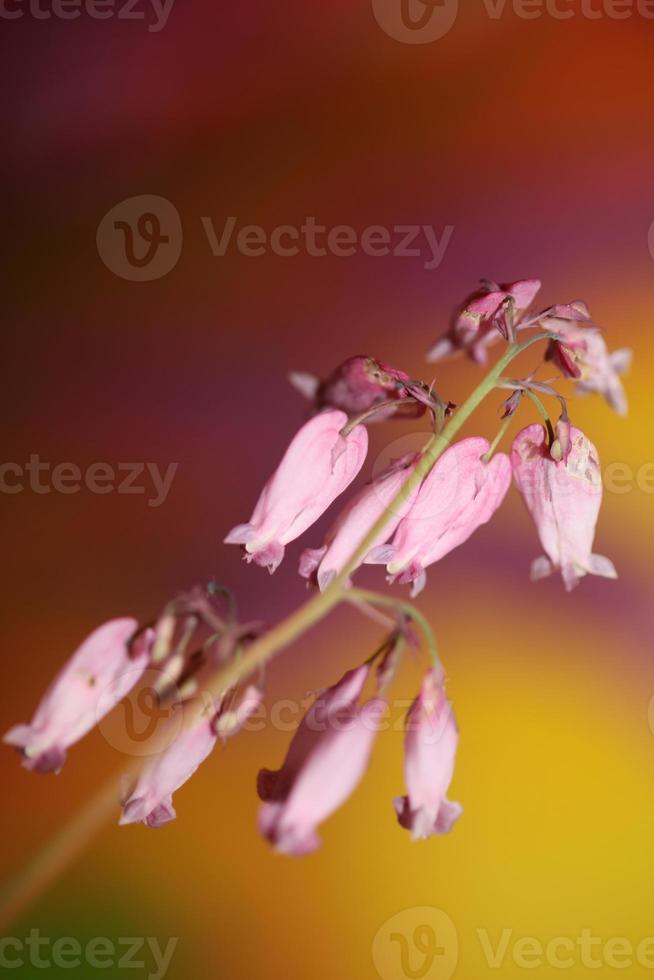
[2, 2, 654, 978]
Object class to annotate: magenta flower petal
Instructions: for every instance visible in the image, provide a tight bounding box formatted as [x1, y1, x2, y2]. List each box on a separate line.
[3, 618, 148, 774]
[120, 709, 218, 828]
[290, 356, 424, 419]
[225, 410, 368, 573]
[511, 423, 617, 590]
[545, 317, 631, 415]
[257, 665, 384, 855]
[427, 279, 541, 362]
[394, 668, 462, 840]
[366, 438, 512, 596]
[299, 453, 420, 590]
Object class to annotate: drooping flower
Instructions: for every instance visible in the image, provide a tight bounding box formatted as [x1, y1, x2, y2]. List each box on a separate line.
[394, 668, 462, 840]
[511, 423, 617, 590]
[120, 685, 263, 828]
[224, 410, 368, 573]
[299, 453, 421, 591]
[257, 665, 385, 855]
[3, 619, 150, 774]
[544, 315, 632, 416]
[427, 279, 541, 364]
[365, 438, 512, 596]
[288, 355, 424, 420]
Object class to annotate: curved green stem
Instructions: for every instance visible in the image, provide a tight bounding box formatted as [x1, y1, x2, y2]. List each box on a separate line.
[345, 588, 440, 666]
[482, 413, 514, 462]
[0, 330, 554, 930]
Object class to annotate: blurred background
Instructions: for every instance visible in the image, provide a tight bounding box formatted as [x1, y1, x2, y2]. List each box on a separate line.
[2, 1, 654, 977]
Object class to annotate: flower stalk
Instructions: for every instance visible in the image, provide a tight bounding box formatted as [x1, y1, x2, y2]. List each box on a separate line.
[3, 280, 622, 930]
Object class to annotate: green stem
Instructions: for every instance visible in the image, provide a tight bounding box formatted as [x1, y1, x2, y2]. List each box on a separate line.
[482, 413, 514, 462]
[522, 388, 555, 441]
[333, 332, 553, 584]
[345, 588, 440, 666]
[0, 330, 553, 930]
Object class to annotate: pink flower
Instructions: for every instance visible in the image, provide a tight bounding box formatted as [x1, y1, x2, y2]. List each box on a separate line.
[224, 410, 369, 573]
[121, 685, 263, 828]
[511, 423, 617, 590]
[257, 665, 385, 855]
[299, 453, 420, 591]
[394, 668, 462, 840]
[120, 710, 217, 828]
[545, 317, 631, 416]
[427, 279, 541, 364]
[3, 619, 149, 774]
[365, 438, 512, 596]
[289, 355, 424, 420]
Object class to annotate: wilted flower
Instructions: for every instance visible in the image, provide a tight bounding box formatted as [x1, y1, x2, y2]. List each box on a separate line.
[545, 317, 632, 416]
[427, 279, 541, 363]
[224, 410, 368, 573]
[257, 665, 385, 855]
[394, 668, 462, 840]
[3, 619, 150, 774]
[289, 355, 424, 420]
[511, 423, 617, 590]
[366, 438, 512, 596]
[299, 453, 421, 591]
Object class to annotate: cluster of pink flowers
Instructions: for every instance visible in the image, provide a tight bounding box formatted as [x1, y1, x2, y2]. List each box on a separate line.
[4, 279, 629, 855]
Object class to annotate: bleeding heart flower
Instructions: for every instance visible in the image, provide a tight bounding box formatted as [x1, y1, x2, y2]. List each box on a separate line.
[120, 685, 263, 828]
[299, 453, 421, 591]
[511, 423, 617, 590]
[3, 619, 150, 774]
[427, 279, 541, 363]
[394, 668, 462, 840]
[545, 318, 632, 416]
[288, 355, 424, 420]
[365, 438, 512, 597]
[224, 410, 368, 573]
[257, 665, 385, 855]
